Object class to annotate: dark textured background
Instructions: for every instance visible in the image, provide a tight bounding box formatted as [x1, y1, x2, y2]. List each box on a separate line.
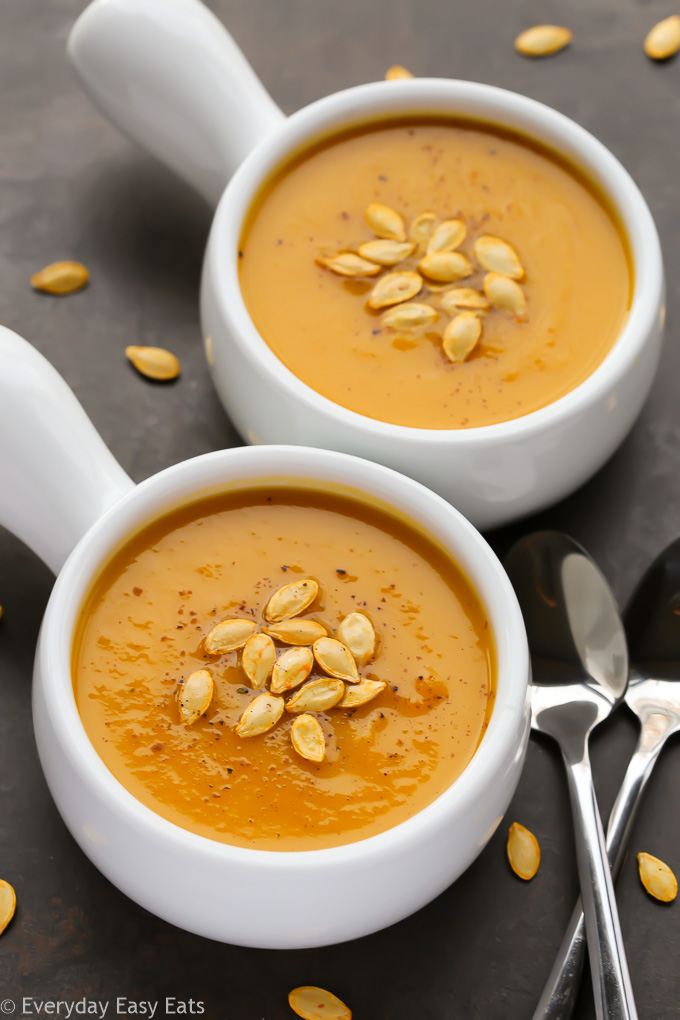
[1, 1, 679, 1017]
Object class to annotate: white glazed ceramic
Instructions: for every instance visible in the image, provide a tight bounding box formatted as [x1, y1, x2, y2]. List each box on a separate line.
[0, 325, 529, 948]
[69, 0, 665, 530]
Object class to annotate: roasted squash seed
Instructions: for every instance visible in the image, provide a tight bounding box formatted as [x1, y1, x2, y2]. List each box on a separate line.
[316, 252, 380, 277]
[385, 65, 413, 80]
[644, 15, 680, 60]
[357, 239, 415, 265]
[177, 669, 213, 725]
[368, 271, 422, 309]
[337, 612, 377, 666]
[507, 822, 540, 880]
[31, 260, 89, 295]
[409, 211, 437, 246]
[365, 202, 406, 241]
[204, 618, 257, 655]
[381, 302, 438, 331]
[418, 251, 473, 283]
[637, 852, 678, 902]
[440, 287, 490, 313]
[290, 714, 326, 762]
[285, 678, 345, 714]
[241, 633, 276, 689]
[473, 235, 524, 279]
[0, 880, 16, 936]
[264, 578, 319, 622]
[264, 619, 327, 645]
[339, 679, 386, 708]
[288, 986, 352, 1020]
[427, 219, 467, 254]
[313, 637, 360, 682]
[125, 346, 180, 381]
[443, 312, 483, 363]
[515, 25, 573, 57]
[270, 646, 314, 693]
[236, 692, 284, 737]
[483, 273, 526, 315]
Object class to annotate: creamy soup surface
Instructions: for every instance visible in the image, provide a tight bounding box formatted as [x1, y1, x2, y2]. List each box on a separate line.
[239, 117, 631, 429]
[73, 486, 495, 851]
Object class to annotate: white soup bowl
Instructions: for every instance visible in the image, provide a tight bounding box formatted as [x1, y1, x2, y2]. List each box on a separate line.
[68, 0, 665, 529]
[0, 326, 529, 948]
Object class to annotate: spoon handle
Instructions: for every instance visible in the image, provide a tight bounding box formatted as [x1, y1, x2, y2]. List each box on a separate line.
[532, 728, 666, 1020]
[562, 750, 638, 1020]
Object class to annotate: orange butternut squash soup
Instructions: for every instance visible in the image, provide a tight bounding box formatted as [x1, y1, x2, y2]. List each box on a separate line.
[72, 485, 496, 850]
[239, 117, 631, 429]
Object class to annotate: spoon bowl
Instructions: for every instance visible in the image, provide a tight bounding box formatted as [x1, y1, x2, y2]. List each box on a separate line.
[626, 535, 680, 687]
[505, 533, 628, 740]
[624, 538, 680, 742]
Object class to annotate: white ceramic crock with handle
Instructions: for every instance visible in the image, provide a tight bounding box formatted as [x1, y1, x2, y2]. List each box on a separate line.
[0, 325, 530, 948]
[68, 0, 665, 531]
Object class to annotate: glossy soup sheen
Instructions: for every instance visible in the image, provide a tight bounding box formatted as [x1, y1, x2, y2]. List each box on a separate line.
[72, 486, 495, 851]
[239, 117, 631, 429]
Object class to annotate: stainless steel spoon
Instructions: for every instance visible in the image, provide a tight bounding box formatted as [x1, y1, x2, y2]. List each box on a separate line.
[531, 537, 680, 1020]
[504, 532, 637, 1020]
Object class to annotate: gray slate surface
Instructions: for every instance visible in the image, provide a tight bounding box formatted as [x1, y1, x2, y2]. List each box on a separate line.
[0, 1, 679, 1017]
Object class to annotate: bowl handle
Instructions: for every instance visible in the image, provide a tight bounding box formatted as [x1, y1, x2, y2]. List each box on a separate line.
[68, 0, 286, 207]
[0, 327, 134, 575]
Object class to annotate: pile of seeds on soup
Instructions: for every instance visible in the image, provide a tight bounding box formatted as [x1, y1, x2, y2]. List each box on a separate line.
[176, 578, 383, 763]
[316, 203, 527, 364]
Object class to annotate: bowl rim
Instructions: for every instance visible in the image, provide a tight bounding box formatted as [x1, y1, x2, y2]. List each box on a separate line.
[208, 77, 663, 443]
[39, 444, 529, 868]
